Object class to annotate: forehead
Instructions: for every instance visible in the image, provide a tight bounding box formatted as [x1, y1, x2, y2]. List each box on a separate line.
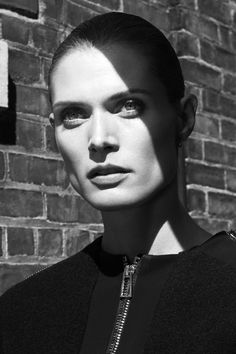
[50, 45, 166, 105]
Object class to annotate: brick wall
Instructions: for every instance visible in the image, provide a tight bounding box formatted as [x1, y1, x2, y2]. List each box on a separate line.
[0, 0, 235, 295]
[168, 0, 236, 233]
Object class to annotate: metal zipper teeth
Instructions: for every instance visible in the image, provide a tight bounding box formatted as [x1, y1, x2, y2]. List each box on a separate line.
[106, 256, 141, 354]
[226, 229, 236, 241]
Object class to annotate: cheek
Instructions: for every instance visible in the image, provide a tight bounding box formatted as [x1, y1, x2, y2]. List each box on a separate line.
[129, 118, 176, 164]
[55, 130, 87, 171]
[131, 120, 177, 183]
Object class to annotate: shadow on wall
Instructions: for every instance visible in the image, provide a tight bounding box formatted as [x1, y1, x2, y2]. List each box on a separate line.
[0, 76, 16, 145]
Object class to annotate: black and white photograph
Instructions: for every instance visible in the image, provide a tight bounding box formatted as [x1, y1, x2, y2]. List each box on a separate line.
[0, 0, 236, 353]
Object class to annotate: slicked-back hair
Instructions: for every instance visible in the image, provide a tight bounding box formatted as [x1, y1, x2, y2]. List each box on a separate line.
[49, 12, 185, 103]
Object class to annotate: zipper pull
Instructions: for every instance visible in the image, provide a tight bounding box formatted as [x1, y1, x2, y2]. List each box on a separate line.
[120, 264, 133, 299]
[120, 256, 141, 299]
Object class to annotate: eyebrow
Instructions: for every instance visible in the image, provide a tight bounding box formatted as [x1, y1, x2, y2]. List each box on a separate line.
[108, 88, 152, 101]
[52, 88, 151, 110]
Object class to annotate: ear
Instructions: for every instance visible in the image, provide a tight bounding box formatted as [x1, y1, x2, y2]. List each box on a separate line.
[178, 94, 197, 144]
[49, 113, 55, 128]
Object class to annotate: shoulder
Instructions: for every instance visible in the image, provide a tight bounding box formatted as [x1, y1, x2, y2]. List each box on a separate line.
[0, 236, 101, 308]
[199, 230, 236, 269]
[0, 237, 102, 351]
[173, 231, 236, 292]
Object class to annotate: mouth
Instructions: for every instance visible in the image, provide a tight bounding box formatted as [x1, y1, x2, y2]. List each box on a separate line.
[87, 164, 131, 185]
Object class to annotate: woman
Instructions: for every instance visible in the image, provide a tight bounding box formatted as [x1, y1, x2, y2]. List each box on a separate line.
[1, 12, 236, 354]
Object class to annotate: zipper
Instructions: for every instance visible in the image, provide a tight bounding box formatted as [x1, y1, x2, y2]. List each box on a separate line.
[226, 229, 236, 241]
[106, 255, 141, 354]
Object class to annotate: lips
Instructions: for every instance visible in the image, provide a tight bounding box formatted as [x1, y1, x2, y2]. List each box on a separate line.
[88, 164, 130, 179]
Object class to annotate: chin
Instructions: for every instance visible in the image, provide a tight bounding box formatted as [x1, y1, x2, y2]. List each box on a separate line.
[81, 188, 160, 212]
[69, 174, 172, 211]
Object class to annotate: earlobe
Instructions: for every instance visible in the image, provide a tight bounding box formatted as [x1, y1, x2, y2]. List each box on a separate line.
[49, 113, 55, 128]
[178, 94, 197, 144]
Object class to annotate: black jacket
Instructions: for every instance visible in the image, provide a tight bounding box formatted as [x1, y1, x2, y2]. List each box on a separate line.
[1, 232, 236, 353]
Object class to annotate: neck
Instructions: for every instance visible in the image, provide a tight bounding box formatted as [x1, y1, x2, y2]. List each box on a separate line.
[101, 180, 210, 261]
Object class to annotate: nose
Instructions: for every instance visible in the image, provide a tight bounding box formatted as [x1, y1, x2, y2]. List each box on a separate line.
[88, 110, 119, 153]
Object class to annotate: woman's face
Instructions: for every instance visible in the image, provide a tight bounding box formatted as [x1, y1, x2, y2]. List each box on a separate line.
[50, 45, 179, 211]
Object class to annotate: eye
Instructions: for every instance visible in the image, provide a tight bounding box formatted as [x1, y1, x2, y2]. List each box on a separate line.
[60, 106, 90, 127]
[119, 99, 144, 118]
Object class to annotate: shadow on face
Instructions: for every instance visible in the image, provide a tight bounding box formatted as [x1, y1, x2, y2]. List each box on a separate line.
[50, 44, 195, 211]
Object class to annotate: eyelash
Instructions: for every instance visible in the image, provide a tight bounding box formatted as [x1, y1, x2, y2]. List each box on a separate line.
[118, 99, 144, 117]
[60, 107, 90, 127]
[59, 98, 145, 128]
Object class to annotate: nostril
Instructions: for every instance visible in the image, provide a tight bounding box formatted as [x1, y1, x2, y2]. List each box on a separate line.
[88, 138, 119, 153]
[88, 143, 117, 153]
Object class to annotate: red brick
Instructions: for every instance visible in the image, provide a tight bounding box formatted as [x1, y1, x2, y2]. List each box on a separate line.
[1, 15, 29, 44]
[124, 1, 169, 31]
[198, 0, 230, 24]
[200, 40, 236, 72]
[232, 32, 236, 52]
[223, 74, 236, 95]
[202, 89, 220, 114]
[180, 59, 221, 90]
[219, 25, 232, 50]
[63, 3, 96, 28]
[219, 95, 236, 119]
[0, 228, 2, 256]
[231, 219, 236, 231]
[39, 90, 51, 117]
[42, 0, 63, 21]
[201, 40, 236, 72]
[187, 188, 206, 213]
[200, 39, 212, 61]
[222, 120, 236, 143]
[208, 192, 236, 218]
[42, 58, 52, 87]
[204, 141, 236, 168]
[0, 189, 43, 217]
[168, 0, 195, 8]
[9, 154, 69, 188]
[184, 138, 203, 160]
[0, 264, 44, 295]
[0, 151, 5, 180]
[47, 194, 102, 223]
[0, 0, 38, 18]
[198, 17, 218, 42]
[86, 0, 120, 10]
[194, 114, 219, 138]
[8, 153, 28, 182]
[38, 229, 63, 257]
[169, 7, 195, 31]
[16, 85, 50, 117]
[226, 170, 236, 193]
[46, 125, 59, 153]
[202, 90, 236, 118]
[186, 162, 225, 189]
[9, 49, 40, 84]
[234, 11, 236, 28]
[215, 47, 236, 72]
[184, 12, 203, 34]
[16, 85, 37, 114]
[16, 118, 44, 150]
[169, 31, 199, 57]
[169, 7, 218, 41]
[168, 7, 184, 31]
[194, 217, 229, 234]
[65, 229, 90, 257]
[32, 25, 58, 55]
[8, 227, 34, 256]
